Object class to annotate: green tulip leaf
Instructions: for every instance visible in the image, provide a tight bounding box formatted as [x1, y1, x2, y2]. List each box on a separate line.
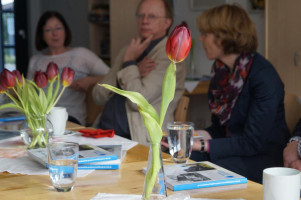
[46, 75, 61, 112]
[38, 88, 47, 113]
[4, 91, 22, 108]
[138, 109, 163, 199]
[46, 80, 54, 103]
[101, 84, 160, 123]
[139, 109, 163, 144]
[0, 103, 23, 112]
[52, 75, 61, 103]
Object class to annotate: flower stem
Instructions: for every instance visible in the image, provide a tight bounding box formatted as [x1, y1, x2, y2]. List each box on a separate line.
[12, 87, 26, 110]
[4, 92, 24, 112]
[25, 114, 48, 149]
[46, 86, 66, 113]
[144, 143, 161, 199]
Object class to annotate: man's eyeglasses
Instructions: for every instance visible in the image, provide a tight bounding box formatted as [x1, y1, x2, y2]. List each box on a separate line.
[136, 14, 166, 22]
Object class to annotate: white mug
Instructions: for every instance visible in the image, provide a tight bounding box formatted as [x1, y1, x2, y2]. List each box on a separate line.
[47, 107, 68, 136]
[263, 167, 301, 200]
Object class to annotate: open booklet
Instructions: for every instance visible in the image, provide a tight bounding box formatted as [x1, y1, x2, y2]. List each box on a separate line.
[0, 109, 25, 141]
[162, 161, 247, 191]
[27, 144, 124, 170]
[0, 108, 25, 122]
[91, 193, 246, 200]
[142, 161, 247, 192]
[78, 144, 126, 170]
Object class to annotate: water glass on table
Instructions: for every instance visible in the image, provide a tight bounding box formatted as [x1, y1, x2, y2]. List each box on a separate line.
[47, 142, 79, 192]
[167, 122, 194, 163]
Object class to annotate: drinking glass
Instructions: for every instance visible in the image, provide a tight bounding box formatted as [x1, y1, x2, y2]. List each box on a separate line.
[47, 142, 79, 192]
[167, 122, 194, 163]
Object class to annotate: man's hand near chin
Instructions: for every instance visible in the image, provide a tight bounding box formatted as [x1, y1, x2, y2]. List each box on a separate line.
[123, 35, 153, 62]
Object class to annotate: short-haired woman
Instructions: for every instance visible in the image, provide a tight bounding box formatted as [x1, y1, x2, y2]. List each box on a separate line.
[191, 4, 290, 183]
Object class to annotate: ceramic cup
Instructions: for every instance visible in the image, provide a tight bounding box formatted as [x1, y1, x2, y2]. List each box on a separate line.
[263, 167, 301, 200]
[47, 107, 68, 136]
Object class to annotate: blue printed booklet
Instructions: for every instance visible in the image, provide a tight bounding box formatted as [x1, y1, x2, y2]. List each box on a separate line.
[163, 161, 247, 191]
[78, 144, 125, 170]
[0, 110, 25, 122]
[0, 130, 20, 140]
[27, 144, 119, 170]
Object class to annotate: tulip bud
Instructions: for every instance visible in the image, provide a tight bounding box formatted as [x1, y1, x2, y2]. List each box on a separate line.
[166, 22, 192, 63]
[46, 62, 59, 81]
[61, 67, 74, 87]
[0, 69, 16, 88]
[34, 71, 48, 88]
[13, 70, 23, 85]
[0, 82, 6, 93]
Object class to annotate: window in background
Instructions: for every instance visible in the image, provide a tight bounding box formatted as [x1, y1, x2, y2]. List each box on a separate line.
[0, 0, 28, 75]
[1, 0, 15, 72]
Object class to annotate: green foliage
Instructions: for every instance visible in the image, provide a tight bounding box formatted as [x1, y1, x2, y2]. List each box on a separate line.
[0, 74, 65, 116]
[100, 60, 176, 199]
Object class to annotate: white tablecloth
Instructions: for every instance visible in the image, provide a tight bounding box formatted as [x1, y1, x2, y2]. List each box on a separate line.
[0, 133, 138, 177]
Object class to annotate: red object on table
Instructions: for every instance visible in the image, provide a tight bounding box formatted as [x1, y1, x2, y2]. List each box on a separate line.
[78, 129, 115, 138]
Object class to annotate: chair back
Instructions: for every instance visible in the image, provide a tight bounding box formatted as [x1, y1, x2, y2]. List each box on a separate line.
[174, 96, 190, 122]
[284, 92, 301, 134]
[86, 89, 190, 126]
[85, 85, 104, 126]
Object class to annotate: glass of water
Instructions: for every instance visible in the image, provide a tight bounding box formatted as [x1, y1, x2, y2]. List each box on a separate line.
[47, 142, 79, 192]
[167, 122, 194, 163]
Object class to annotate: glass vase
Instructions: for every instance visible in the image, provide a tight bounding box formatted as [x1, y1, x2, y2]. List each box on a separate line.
[142, 143, 167, 200]
[20, 114, 53, 149]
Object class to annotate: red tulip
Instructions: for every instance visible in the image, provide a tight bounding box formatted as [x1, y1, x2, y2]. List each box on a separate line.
[13, 70, 23, 85]
[46, 62, 59, 81]
[61, 67, 74, 87]
[34, 71, 48, 88]
[166, 22, 192, 63]
[0, 69, 16, 88]
[0, 82, 6, 93]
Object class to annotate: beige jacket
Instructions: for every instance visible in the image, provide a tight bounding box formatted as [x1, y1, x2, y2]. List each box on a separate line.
[92, 37, 186, 146]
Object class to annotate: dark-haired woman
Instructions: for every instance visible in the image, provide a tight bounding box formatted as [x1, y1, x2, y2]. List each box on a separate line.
[27, 11, 109, 125]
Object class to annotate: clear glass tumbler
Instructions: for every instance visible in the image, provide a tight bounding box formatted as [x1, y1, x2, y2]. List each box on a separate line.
[47, 142, 79, 192]
[167, 122, 194, 164]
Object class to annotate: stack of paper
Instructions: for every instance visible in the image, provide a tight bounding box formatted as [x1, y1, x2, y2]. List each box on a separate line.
[28, 144, 124, 170]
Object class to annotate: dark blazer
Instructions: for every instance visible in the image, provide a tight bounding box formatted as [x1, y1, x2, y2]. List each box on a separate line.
[192, 53, 290, 183]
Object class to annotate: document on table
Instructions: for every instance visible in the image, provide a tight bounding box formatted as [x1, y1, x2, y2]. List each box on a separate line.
[50, 132, 138, 151]
[0, 155, 92, 177]
[185, 80, 200, 93]
[0, 130, 20, 140]
[91, 193, 245, 200]
[0, 131, 137, 177]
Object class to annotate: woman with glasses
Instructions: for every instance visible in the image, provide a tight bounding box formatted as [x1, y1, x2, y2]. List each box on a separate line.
[27, 11, 109, 125]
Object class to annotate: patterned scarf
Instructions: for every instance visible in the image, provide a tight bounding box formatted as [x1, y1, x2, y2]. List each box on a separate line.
[208, 53, 254, 125]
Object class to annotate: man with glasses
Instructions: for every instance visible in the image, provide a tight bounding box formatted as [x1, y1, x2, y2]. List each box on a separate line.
[93, 0, 186, 146]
